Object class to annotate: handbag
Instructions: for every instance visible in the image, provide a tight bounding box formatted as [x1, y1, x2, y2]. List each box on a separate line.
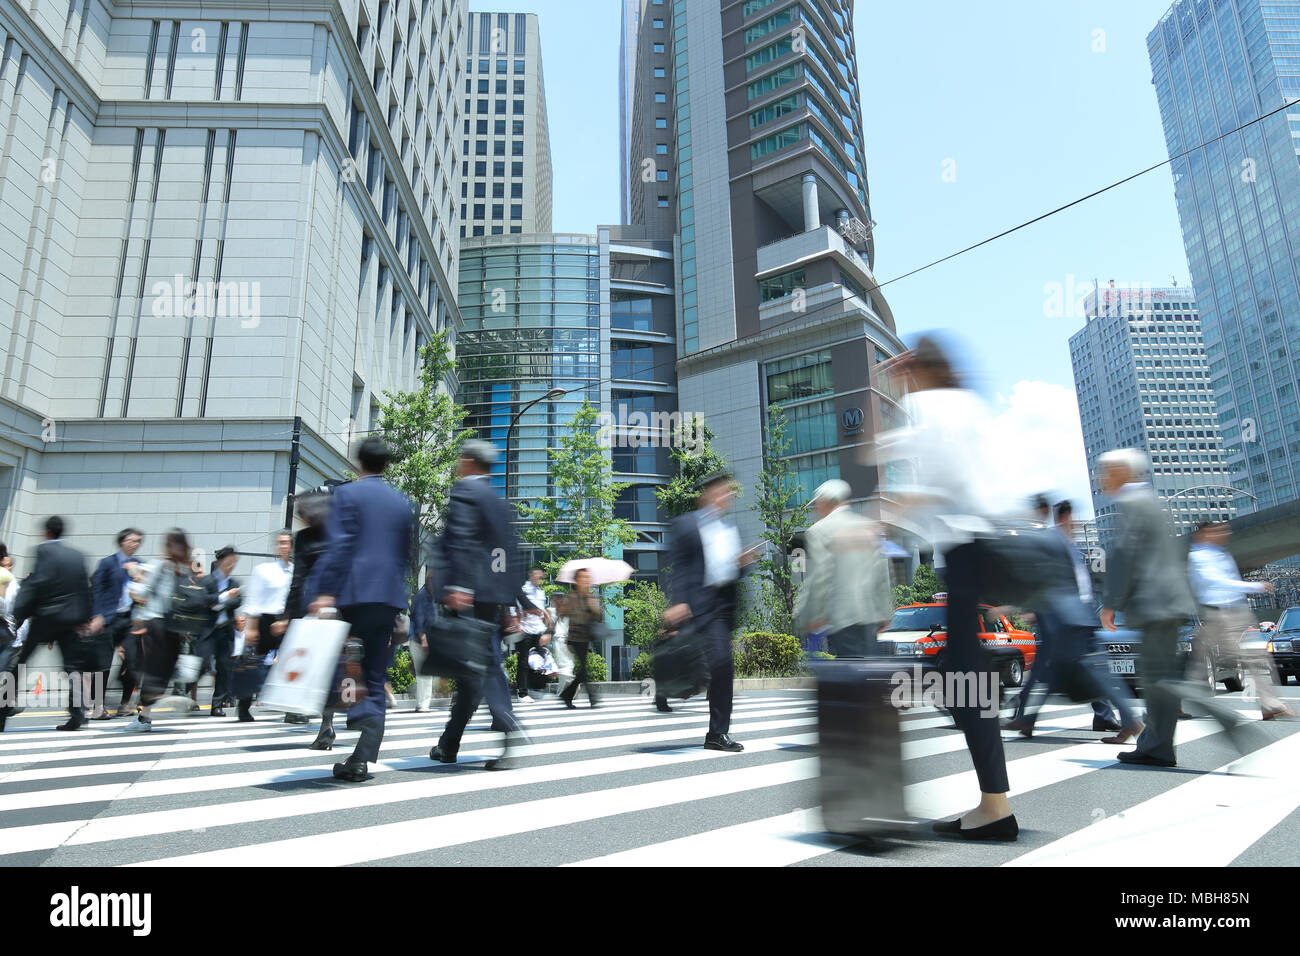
[231, 650, 269, 699]
[167, 569, 212, 638]
[420, 612, 497, 680]
[653, 622, 711, 699]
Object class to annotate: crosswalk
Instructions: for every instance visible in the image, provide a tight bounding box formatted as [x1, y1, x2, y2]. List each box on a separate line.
[2, 688, 1298, 866]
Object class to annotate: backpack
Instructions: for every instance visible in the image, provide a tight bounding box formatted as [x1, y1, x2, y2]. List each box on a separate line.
[167, 570, 212, 637]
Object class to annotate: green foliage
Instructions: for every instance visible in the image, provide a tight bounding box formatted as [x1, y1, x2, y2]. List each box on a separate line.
[584, 650, 608, 683]
[503, 651, 517, 685]
[622, 580, 668, 653]
[893, 563, 944, 608]
[517, 399, 637, 609]
[387, 646, 415, 693]
[655, 415, 733, 519]
[631, 652, 655, 681]
[736, 575, 790, 635]
[732, 631, 803, 678]
[375, 332, 475, 569]
[751, 404, 810, 636]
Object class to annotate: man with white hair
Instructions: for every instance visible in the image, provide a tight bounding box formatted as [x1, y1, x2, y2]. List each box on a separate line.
[793, 479, 892, 658]
[1098, 448, 1253, 766]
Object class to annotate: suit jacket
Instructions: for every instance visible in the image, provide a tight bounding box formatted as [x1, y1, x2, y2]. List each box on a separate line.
[793, 507, 892, 635]
[432, 475, 521, 606]
[13, 539, 92, 639]
[409, 584, 437, 637]
[667, 509, 739, 620]
[1028, 529, 1102, 635]
[202, 572, 242, 635]
[90, 552, 131, 621]
[306, 476, 414, 610]
[1102, 485, 1196, 626]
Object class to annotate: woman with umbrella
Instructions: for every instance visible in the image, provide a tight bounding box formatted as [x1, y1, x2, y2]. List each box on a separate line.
[555, 558, 632, 710]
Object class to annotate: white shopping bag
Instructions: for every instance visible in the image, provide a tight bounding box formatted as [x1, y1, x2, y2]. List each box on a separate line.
[552, 617, 574, 678]
[257, 617, 351, 715]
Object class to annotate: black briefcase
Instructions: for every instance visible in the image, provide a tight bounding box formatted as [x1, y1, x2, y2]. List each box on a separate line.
[231, 652, 269, 699]
[811, 658, 911, 837]
[653, 624, 710, 699]
[420, 613, 496, 680]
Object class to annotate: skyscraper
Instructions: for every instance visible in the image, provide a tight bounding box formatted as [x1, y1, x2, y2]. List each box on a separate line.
[619, 0, 644, 224]
[1148, 0, 1300, 517]
[0, 0, 466, 558]
[1070, 283, 1235, 545]
[626, 0, 910, 550]
[459, 12, 553, 238]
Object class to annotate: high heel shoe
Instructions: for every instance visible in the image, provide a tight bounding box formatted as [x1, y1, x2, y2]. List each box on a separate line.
[308, 730, 335, 751]
[932, 814, 1019, 842]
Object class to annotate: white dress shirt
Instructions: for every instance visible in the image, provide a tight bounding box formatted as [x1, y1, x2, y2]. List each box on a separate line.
[520, 581, 549, 636]
[1188, 542, 1264, 608]
[244, 559, 292, 617]
[698, 506, 741, 588]
[1057, 527, 1094, 603]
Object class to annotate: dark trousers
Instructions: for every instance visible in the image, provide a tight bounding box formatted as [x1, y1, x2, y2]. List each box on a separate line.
[14, 628, 89, 719]
[515, 634, 539, 696]
[437, 602, 522, 755]
[238, 613, 287, 709]
[138, 620, 182, 707]
[561, 640, 597, 704]
[700, 601, 735, 737]
[826, 623, 879, 659]
[1016, 616, 1137, 731]
[116, 627, 141, 708]
[100, 614, 135, 710]
[194, 622, 235, 705]
[940, 541, 1010, 794]
[341, 603, 398, 763]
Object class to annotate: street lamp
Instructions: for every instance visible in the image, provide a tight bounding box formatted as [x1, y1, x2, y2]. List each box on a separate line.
[505, 386, 566, 506]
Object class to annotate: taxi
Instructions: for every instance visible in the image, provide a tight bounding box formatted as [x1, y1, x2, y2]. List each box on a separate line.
[878, 596, 1038, 687]
[1264, 606, 1300, 684]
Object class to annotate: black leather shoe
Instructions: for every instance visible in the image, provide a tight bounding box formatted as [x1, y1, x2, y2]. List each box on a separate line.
[308, 731, 335, 751]
[1002, 719, 1033, 738]
[332, 759, 371, 782]
[490, 720, 509, 731]
[210, 706, 226, 717]
[1092, 716, 1122, 732]
[932, 814, 1019, 842]
[562, 700, 577, 710]
[284, 713, 310, 724]
[656, 701, 673, 713]
[704, 733, 743, 752]
[429, 745, 457, 763]
[1117, 750, 1176, 767]
[56, 718, 85, 731]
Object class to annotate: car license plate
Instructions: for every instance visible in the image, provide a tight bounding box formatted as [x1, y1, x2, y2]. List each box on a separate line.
[1109, 659, 1135, 675]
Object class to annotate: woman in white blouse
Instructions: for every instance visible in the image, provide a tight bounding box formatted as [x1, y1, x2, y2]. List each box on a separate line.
[876, 335, 1017, 843]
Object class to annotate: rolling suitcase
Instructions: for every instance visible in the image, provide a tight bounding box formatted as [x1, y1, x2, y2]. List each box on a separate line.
[812, 658, 911, 837]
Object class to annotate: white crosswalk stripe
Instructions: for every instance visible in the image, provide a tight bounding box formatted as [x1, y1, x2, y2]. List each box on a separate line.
[1, 688, 1296, 866]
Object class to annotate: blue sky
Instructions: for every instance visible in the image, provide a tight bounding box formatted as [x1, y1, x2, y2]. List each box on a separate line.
[470, 0, 1191, 515]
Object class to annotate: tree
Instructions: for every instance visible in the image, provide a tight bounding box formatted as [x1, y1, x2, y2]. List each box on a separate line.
[655, 414, 732, 519]
[374, 331, 474, 572]
[748, 404, 811, 636]
[622, 579, 668, 653]
[892, 563, 944, 608]
[517, 398, 638, 580]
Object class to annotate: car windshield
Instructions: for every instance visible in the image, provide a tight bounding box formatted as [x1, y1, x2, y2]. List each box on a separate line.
[1278, 609, 1300, 635]
[885, 606, 946, 632]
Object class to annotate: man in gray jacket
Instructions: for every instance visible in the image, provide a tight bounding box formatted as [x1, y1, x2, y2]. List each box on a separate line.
[1099, 449, 1253, 767]
[793, 480, 892, 657]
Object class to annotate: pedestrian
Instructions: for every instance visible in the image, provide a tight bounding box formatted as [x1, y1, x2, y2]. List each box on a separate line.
[664, 472, 759, 752]
[238, 529, 294, 722]
[558, 569, 602, 710]
[875, 335, 1017, 841]
[516, 566, 552, 702]
[8, 517, 94, 731]
[122, 529, 207, 733]
[1188, 519, 1291, 720]
[87, 529, 144, 720]
[198, 546, 241, 717]
[408, 571, 438, 712]
[792, 478, 892, 658]
[1098, 450, 1257, 766]
[306, 437, 414, 782]
[428, 439, 529, 771]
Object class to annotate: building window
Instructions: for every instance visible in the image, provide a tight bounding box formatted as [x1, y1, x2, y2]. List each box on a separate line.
[496, 79, 506, 94]
[514, 80, 525, 94]
[514, 59, 525, 73]
[495, 99, 506, 114]
[511, 203, 522, 219]
[492, 203, 504, 219]
[511, 182, 523, 198]
[512, 119, 524, 135]
[477, 79, 489, 93]
[655, 117, 668, 128]
[476, 119, 488, 134]
[512, 140, 524, 155]
[473, 203, 485, 219]
[491, 182, 503, 197]
[494, 161, 505, 175]
[653, 18, 664, 28]
[512, 161, 523, 176]
[493, 140, 505, 155]
[613, 344, 656, 381]
[513, 100, 525, 114]
[494, 119, 505, 134]
[473, 182, 486, 197]
[477, 99, 488, 113]
[615, 485, 661, 522]
[750, 123, 803, 159]
[655, 92, 667, 103]
[765, 349, 833, 404]
[612, 295, 654, 332]
[654, 67, 666, 78]
[656, 169, 668, 181]
[475, 140, 487, 154]
[474, 161, 487, 175]
[749, 92, 799, 129]
[758, 267, 805, 303]
[656, 143, 668, 154]
[653, 42, 664, 53]
[656, 195, 669, 207]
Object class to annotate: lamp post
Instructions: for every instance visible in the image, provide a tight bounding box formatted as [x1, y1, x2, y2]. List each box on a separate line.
[505, 386, 566, 508]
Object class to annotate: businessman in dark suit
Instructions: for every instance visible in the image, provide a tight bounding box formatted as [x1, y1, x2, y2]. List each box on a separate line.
[198, 546, 241, 716]
[1098, 449, 1253, 767]
[307, 437, 414, 782]
[665, 473, 758, 752]
[88, 528, 143, 718]
[11, 516, 93, 730]
[429, 439, 528, 770]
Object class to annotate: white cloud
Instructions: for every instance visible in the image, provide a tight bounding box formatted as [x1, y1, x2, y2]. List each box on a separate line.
[982, 380, 1095, 519]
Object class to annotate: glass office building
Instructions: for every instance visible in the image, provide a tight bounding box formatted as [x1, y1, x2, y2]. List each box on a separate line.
[1148, 0, 1300, 516]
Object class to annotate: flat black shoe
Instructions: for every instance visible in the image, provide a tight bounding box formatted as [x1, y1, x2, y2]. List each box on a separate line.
[932, 814, 1019, 842]
[308, 731, 335, 751]
[1002, 719, 1033, 738]
[656, 702, 673, 713]
[429, 746, 457, 764]
[56, 719, 84, 731]
[332, 760, 371, 782]
[1116, 750, 1176, 767]
[284, 713, 310, 724]
[1092, 717, 1122, 732]
[563, 700, 576, 710]
[704, 733, 743, 752]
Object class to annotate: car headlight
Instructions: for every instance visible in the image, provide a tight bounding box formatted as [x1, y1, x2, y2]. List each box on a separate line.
[894, 642, 923, 656]
[1271, 641, 1293, 654]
